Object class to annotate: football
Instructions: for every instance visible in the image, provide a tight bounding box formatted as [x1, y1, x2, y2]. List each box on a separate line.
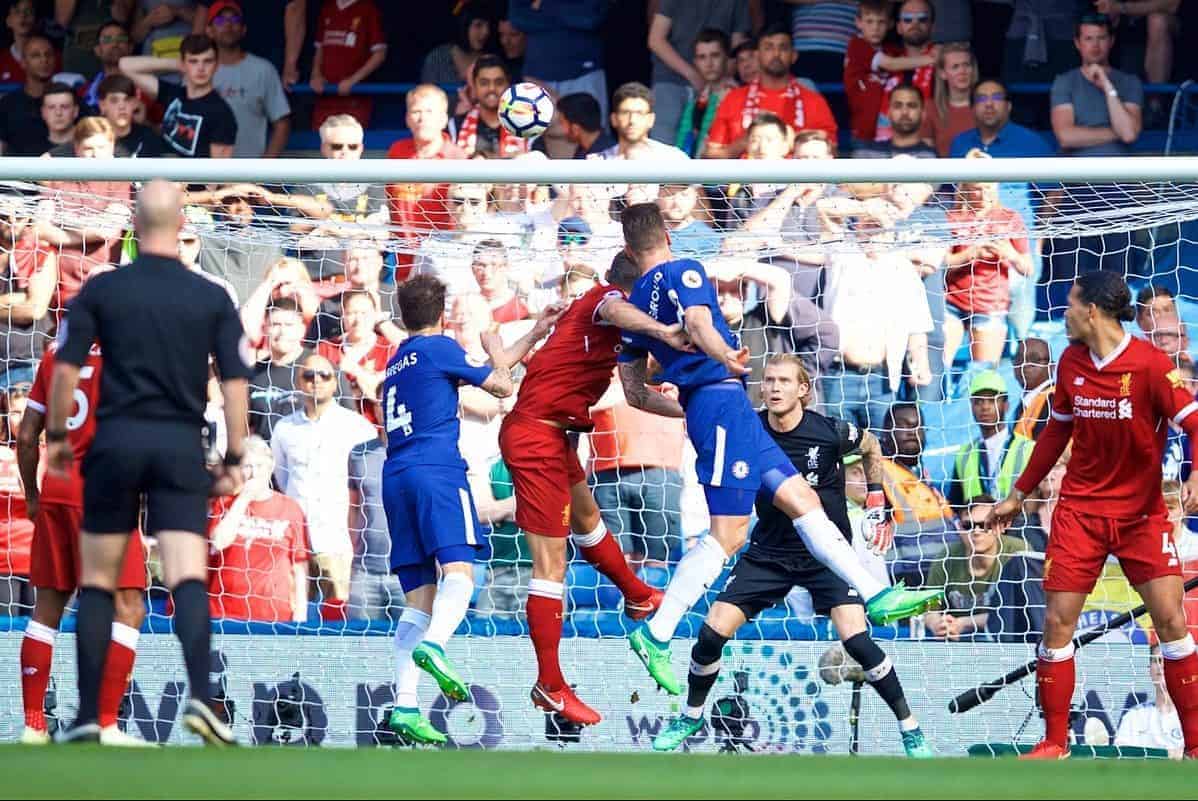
[498, 81, 555, 139]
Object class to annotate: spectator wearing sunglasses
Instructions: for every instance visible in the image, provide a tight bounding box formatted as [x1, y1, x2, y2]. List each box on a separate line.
[77, 20, 134, 114]
[271, 352, 377, 622]
[208, 0, 291, 158]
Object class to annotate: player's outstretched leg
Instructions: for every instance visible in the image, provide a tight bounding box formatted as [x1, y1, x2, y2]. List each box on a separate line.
[569, 483, 662, 619]
[653, 620, 732, 751]
[412, 563, 474, 703]
[387, 601, 446, 747]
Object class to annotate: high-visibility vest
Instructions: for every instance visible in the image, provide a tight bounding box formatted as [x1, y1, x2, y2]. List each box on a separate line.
[880, 459, 953, 524]
[953, 433, 1035, 502]
[1014, 383, 1054, 440]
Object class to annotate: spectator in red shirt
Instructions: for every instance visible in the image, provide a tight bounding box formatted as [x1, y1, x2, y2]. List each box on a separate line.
[316, 288, 394, 425]
[470, 239, 530, 325]
[922, 42, 978, 157]
[703, 23, 837, 158]
[0, 197, 56, 389]
[309, 0, 386, 129]
[943, 157, 1033, 368]
[0, 0, 38, 83]
[208, 435, 310, 623]
[0, 383, 32, 615]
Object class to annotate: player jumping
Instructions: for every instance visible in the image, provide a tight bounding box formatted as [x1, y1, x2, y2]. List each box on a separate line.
[17, 341, 152, 747]
[989, 271, 1198, 760]
[652, 355, 932, 757]
[381, 275, 560, 745]
[498, 252, 693, 726]
[616, 203, 943, 695]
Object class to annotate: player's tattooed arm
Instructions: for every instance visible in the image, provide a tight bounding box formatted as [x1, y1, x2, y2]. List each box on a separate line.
[599, 297, 693, 352]
[858, 429, 885, 486]
[618, 357, 685, 419]
[479, 364, 515, 399]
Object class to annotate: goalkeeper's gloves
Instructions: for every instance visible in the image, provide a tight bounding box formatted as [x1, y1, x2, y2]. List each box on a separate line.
[864, 484, 894, 555]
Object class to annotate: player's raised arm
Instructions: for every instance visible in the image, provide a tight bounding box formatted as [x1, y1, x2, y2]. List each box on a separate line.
[617, 355, 684, 419]
[598, 296, 692, 352]
[478, 332, 516, 399]
[682, 304, 750, 377]
[477, 303, 567, 371]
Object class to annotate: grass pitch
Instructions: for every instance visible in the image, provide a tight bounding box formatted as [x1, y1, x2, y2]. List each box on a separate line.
[3, 745, 1198, 799]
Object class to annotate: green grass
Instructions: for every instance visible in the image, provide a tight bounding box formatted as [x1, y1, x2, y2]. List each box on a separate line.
[3, 745, 1198, 800]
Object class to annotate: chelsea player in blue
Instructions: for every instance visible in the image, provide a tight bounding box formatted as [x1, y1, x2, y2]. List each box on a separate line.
[380, 275, 560, 745]
[615, 204, 944, 694]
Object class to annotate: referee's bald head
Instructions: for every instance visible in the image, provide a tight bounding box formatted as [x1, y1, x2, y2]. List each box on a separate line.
[135, 179, 183, 239]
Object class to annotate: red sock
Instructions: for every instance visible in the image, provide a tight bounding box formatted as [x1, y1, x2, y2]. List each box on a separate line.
[526, 581, 565, 691]
[580, 534, 652, 604]
[20, 622, 55, 731]
[1163, 651, 1198, 751]
[98, 623, 139, 729]
[1036, 653, 1076, 748]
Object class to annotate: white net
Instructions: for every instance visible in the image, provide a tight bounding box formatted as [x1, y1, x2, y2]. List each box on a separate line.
[3, 158, 1198, 754]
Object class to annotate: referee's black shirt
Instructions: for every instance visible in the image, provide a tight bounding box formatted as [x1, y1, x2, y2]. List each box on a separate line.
[57, 254, 254, 426]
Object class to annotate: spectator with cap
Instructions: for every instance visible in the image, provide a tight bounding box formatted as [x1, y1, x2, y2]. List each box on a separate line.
[948, 370, 1033, 509]
[271, 352, 376, 622]
[207, 435, 309, 623]
[921, 42, 978, 157]
[0, 35, 59, 156]
[1012, 337, 1055, 441]
[852, 83, 937, 158]
[194, 0, 306, 89]
[646, 0, 751, 144]
[1050, 15, 1143, 156]
[553, 192, 621, 264]
[510, 0, 610, 122]
[0, 381, 32, 615]
[705, 23, 837, 158]
[674, 27, 735, 158]
[0, 196, 55, 390]
[309, 0, 385, 129]
[77, 19, 134, 114]
[599, 82, 690, 163]
[449, 55, 529, 160]
[542, 93, 615, 160]
[207, 0, 291, 158]
[96, 74, 165, 157]
[347, 436, 404, 622]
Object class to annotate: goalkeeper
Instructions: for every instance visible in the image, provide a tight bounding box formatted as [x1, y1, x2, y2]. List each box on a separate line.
[652, 355, 932, 758]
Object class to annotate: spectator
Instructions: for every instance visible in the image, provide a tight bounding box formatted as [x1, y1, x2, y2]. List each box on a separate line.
[892, 0, 937, 101]
[309, 0, 385, 129]
[546, 92, 615, 159]
[195, 0, 306, 88]
[470, 239, 530, 324]
[0, 0, 39, 83]
[421, 9, 491, 86]
[921, 41, 978, 157]
[271, 352, 377, 621]
[709, 256, 795, 390]
[96, 74, 165, 156]
[647, 0, 751, 144]
[247, 296, 313, 439]
[790, 0, 860, 85]
[449, 54, 529, 160]
[1115, 644, 1186, 758]
[1136, 285, 1193, 366]
[184, 184, 293, 301]
[38, 82, 82, 156]
[497, 17, 526, 78]
[852, 83, 937, 158]
[589, 371, 686, 570]
[1012, 337, 1054, 441]
[35, 118, 130, 310]
[316, 288, 394, 424]
[239, 254, 319, 342]
[131, 0, 197, 59]
[657, 183, 720, 258]
[208, 435, 309, 623]
[923, 494, 1033, 641]
[0, 382, 32, 615]
[948, 370, 1033, 508]
[842, 451, 892, 588]
[732, 37, 758, 84]
[510, 0, 610, 122]
[1050, 15, 1143, 156]
[878, 401, 955, 542]
[472, 458, 529, 617]
[412, 181, 499, 298]
[599, 82, 690, 164]
[121, 33, 238, 158]
[178, 218, 239, 305]
[308, 245, 401, 344]
[207, 1, 291, 158]
[674, 28, 734, 158]
[705, 23, 837, 158]
[0, 196, 55, 388]
[0, 35, 58, 156]
[347, 436, 404, 622]
[843, 0, 935, 145]
[942, 162, 1033, 368]
[77, 19, 134, 114]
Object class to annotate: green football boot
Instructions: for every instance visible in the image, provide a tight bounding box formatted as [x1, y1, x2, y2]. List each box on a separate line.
[628, 626, 681, 695]
[652, 715, 704, 752]
[388, 707, 447, 746]
[412, 642, 471, 702]
[865, 581, 945, 625]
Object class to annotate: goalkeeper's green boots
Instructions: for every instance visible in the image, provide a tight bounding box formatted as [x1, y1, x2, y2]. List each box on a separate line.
[388, 708, 447, 746]
[629, 626, 682, 695]
[412, 642, 471, 702]
[865, 581, 945, 625]
[652, 715, 704, 752]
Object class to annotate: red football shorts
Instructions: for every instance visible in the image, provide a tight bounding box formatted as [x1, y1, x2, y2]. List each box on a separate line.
[498, 413, 585, 538]
[30, 502, 147, 592]
[1044, 504, 1181, 594]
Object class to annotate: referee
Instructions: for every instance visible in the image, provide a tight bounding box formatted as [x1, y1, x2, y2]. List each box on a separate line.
[48, 180, 252, 745]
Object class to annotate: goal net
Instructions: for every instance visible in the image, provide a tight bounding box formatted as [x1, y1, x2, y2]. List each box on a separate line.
[2, 155, 1198, 754]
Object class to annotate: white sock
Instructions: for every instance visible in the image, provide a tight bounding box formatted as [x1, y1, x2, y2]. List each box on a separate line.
[685, 704, 705, 719]
[1160, 634, 1196, 661]
[393, 608, 431, 709]
[647, 535, 726, 643]
[24, 619, 56, 645]
[899, 716, 919, 732]
[110, 621, 140, 651]
[793, 510, 886, 600]
[424, 572, 474, 647]
[571, 519, 608, 549]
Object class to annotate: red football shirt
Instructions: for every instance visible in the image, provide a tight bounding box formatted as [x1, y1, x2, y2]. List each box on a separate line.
[706, 81, 838, 148]
[0, 46, 24, 83]
[385, 135, 465, 233]
[843, 36, 895, 141]
[28, 341, 103, 507]
[1041, 336, 1198, 518]
[208, 492, 309, 622]
[0, 444, 31, 575]
[944, 206, 1028, 314]
[513, 283, 625, 430]
[313, 0, 386, 83]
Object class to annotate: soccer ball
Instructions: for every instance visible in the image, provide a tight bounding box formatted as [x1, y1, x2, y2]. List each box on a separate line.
[498, 82, 554, 139]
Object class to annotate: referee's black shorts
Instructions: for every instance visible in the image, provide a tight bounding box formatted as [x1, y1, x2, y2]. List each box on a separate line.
[82, 419, 211, 536]
[716, 552, 863, 620]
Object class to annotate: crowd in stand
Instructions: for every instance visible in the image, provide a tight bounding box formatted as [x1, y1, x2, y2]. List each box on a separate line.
[0, 0, 1194, 648]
